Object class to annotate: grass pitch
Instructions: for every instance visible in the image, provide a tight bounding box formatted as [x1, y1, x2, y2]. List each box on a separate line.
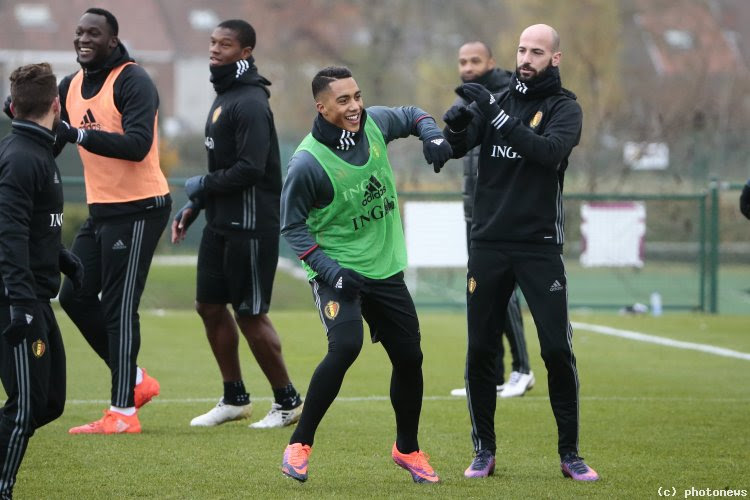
[5, 294, 750, 498]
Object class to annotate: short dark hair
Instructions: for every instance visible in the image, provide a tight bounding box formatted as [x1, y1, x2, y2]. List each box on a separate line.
[84, 7, 119, 36]
[217, 19, 256, 49]
[311, 66, 353, 98]
[10, 63, 58, 120]
[463, 40, 493, 59]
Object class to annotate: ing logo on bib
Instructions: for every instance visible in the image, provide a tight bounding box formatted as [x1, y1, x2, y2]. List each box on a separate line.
[468, 277, 477, 294]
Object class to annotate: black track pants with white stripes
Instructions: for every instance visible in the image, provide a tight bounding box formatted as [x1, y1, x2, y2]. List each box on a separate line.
[59, 212, 168, 407]
[465, 247, 580, 457]
[0, 302, 66, 498]
[465, 223, 530, 381]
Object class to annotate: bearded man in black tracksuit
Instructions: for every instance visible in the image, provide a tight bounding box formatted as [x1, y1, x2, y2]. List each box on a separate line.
[174, 20, 303, 429]
[0, 63, 82, 499]
[443, 24, 599, 481]
[449, 41, 533, 399]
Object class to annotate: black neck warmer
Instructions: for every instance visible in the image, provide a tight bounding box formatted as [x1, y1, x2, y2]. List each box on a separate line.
[210, 56, 257, 94]
[311, 108, 369, 151]
[510, 65, 562, 100]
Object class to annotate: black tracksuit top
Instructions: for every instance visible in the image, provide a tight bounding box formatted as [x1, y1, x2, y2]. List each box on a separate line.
[446, 86, 582, 253]
[202, 68, 281, 234]
[452, 67, 513, 222]
[0, 120, 64, 302]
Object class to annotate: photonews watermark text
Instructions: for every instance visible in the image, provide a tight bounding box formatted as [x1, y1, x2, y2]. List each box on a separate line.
[658, 486, 748, 498]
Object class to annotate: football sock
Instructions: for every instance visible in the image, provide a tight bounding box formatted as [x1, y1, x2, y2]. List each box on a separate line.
[383, 339, 423, 454]
[290, 321, 362, 446]
[110, 406, 136, 416]
[274, 383, 302, 409]
[223, 380, 250, 406]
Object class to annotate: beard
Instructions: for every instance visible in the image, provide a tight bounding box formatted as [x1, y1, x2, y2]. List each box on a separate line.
[516, 60, 553, 83]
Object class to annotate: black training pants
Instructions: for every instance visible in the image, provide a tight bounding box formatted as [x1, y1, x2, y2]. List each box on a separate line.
[59, 212, 168, 407]
[465, 247, 579, 457]
[0, 302, 65, 498]
[290, 272, 424, 453]
[466, 223, 529, 382]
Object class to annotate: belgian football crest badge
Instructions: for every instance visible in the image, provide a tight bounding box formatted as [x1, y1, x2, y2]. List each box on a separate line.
[468, 277, 477, 294]
[32, 339, 46, 358]
[530, 110, 543, 129]
[324, 300, 340, 320]
[212, 106, 222, 123]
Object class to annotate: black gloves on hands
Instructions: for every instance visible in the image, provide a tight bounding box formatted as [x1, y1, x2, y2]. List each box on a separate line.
[3, 305, 34, 346]
[442, 105, 474, 132]
[185, 175, 206, 202]
[302, 247, 365, 300]
[59, 249, 84, 290]
[422, 135, 453, 173]
[330, 267, 365, 300]
[740, 183, 750, 220]
[459, 82, 511, 132]
[57, 120, 82, 144]
[173, 200, 201, 230]
[3, 95, 12, 120]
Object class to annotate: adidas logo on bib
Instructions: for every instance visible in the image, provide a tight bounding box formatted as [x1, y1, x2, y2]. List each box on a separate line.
[112, 240, 127, 251]
[549, 280, 564, 292]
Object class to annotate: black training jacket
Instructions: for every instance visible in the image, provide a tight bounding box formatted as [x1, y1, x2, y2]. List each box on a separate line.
[202, 63, 281, 234]
[445, 82, 582, 253]
[0, 120, 64, 302]
[452, 67, 512, 222]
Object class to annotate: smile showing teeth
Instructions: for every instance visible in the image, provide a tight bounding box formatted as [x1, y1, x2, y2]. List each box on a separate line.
[79, 48, 92, 54]
[346, 114, 358, 121]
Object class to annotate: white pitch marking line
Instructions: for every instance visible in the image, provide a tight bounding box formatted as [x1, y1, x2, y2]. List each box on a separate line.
[572, 321, 750, 361]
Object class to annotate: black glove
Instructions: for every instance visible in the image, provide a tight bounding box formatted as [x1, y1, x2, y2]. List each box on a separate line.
[442, 105, 473, 132]
[57, 120, 83, 144]
[173, 200, 201, 229]
[422, 135, 453, 173]
[59, 248, 84, 290]
[3, 95, 13, 120]
[330, 267, 364, 300]
[2, 304, 34, 346]
[185, 175, 206, 201]
[740, 183, 750, 220]
[459, 82, 510, 132]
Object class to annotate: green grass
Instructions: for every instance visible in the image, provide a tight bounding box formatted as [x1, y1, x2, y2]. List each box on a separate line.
[6, 305, 749, 499]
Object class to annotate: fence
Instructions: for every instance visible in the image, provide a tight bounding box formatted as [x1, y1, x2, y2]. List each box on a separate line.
[398, 183, 730, 313]
[60, 177, 743, 313]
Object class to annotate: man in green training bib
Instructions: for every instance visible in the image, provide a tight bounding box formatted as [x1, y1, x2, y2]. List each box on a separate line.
[278, 66, 452, 484]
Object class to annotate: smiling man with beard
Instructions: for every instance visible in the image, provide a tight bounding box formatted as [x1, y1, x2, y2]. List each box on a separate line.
[278, 66, 452, 484]
[55, 8, 170, 435]
[442, 24, 599, 481]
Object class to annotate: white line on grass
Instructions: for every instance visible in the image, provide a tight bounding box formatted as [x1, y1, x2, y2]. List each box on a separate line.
[65, 395, 749, 405]
[572, 322, 750, 361]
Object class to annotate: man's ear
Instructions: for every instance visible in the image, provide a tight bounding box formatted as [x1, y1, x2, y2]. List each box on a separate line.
[109, 36, 119, 50]
[315, 100, 326, 115]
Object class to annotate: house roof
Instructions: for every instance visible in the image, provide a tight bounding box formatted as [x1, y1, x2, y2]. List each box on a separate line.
[0, 0, 173, 55]
[634, 0, 746, 76]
